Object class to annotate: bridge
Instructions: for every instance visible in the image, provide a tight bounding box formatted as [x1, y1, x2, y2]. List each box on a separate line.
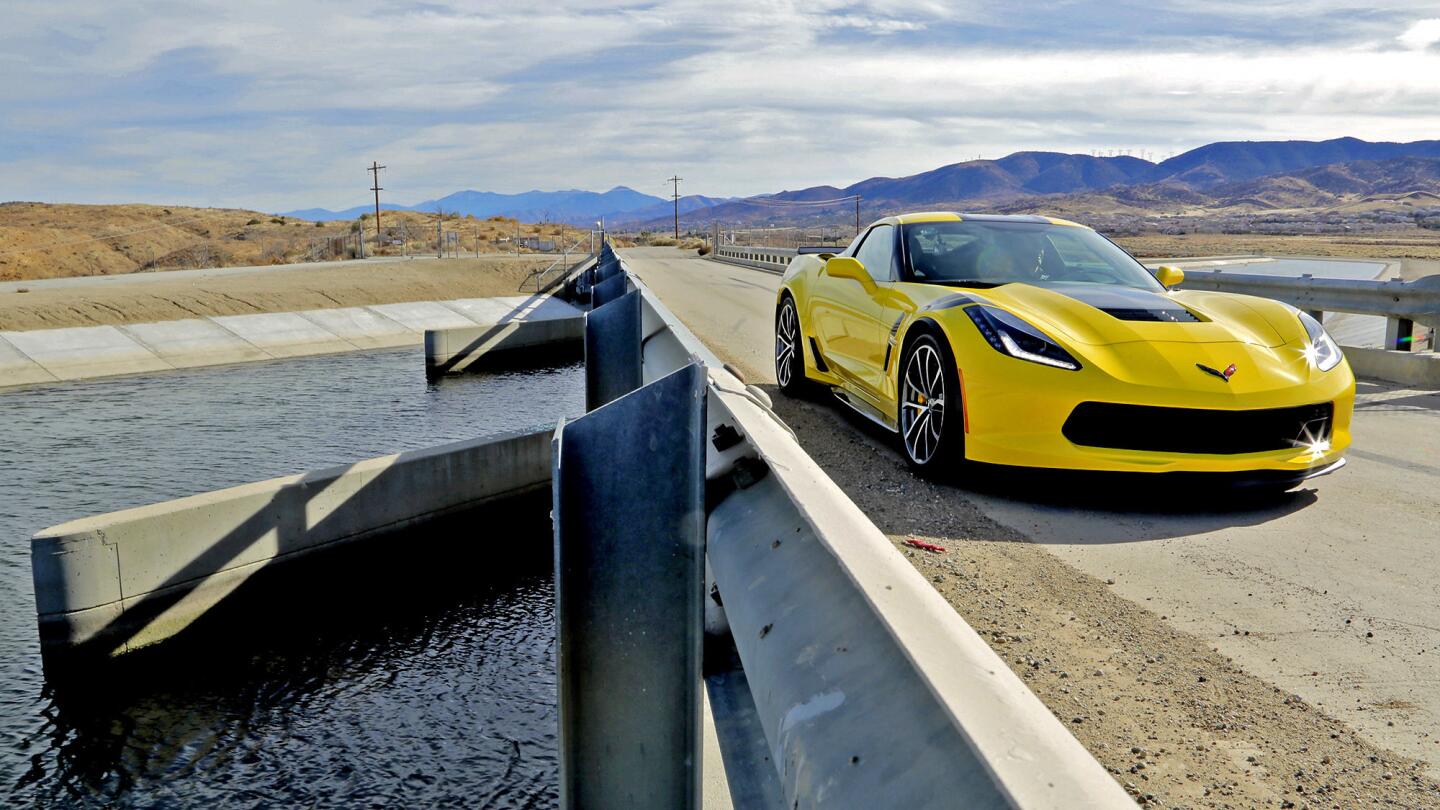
[26, 240, 1440, 808]
[625, 246, 1440, 774]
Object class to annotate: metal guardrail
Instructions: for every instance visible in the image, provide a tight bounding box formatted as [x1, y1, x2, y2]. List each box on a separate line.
[552, 241, 1135, 808]
[1173, 269, 1440, 351]
[523, 236, 594, 292]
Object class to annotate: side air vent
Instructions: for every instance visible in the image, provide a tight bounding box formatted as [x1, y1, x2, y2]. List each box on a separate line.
[1101, 307, 1201, 323]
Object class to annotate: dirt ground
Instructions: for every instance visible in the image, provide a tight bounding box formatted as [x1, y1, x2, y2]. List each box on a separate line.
[754, 383, 1440, 809]
[0, 201, 591, 282]
[0, 256, 560, 331]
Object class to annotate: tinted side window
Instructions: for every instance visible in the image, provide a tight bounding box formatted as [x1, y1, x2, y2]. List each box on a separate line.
[853, 225, 895, 282]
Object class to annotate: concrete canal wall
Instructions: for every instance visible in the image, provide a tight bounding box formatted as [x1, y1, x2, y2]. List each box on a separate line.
[0, 294, 582, 389]
[32, 428, 553, 657]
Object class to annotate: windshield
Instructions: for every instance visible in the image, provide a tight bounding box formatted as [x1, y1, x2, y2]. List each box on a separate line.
[900, 220, 1162, 291]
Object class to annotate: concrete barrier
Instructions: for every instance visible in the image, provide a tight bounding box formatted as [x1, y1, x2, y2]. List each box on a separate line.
[0, 294, 583, 390]
[1344, 346, 1440, 387]
[32, 428, 554, 657]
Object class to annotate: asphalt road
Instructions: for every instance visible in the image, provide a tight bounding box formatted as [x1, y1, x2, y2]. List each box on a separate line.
[623, 246, 1440, 769]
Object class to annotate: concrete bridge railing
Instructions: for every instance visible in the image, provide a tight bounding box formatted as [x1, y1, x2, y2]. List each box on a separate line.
[711, 245, 796, 274]
[551, 242, 1135, 808]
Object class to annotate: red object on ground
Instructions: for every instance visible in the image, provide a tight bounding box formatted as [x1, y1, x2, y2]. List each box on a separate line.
[903, 538, 946, 553]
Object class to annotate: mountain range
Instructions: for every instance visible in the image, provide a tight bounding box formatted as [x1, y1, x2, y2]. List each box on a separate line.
[282, 138, 1440, 228]
[282, 186, 708, 224]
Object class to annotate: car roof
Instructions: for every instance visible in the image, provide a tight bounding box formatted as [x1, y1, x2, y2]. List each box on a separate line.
[878, 211, 1088, 228]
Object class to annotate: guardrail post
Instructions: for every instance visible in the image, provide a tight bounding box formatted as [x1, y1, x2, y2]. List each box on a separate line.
[1306, 309, 1325, 324]
[592, 272, 629, 308]
[1386, 317, 1415, 351]
[585, 290, 642, 411]
[553, 363, 707, 810]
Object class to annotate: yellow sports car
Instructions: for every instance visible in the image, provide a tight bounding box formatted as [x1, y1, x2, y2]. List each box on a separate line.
[774, 212, 1353, 487]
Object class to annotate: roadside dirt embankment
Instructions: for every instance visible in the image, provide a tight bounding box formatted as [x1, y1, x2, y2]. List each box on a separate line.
[0, 257, 556, 331]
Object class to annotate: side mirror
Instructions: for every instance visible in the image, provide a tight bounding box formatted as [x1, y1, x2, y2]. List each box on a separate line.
[825, 257, 877, 293]
[1155, 265, 1184, 289]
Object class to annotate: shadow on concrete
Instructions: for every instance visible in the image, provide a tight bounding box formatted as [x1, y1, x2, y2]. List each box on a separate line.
[752, 381, 1322, 546]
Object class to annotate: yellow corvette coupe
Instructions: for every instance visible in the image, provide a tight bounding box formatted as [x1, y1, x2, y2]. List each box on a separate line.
[774, 212, 1354, 487]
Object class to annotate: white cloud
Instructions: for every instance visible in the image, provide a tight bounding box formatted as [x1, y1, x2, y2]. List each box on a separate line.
[1398, 18, 1440, 50]
[2, 1, 1440, 209]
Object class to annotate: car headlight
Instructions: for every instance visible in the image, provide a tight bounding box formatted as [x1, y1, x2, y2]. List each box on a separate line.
[1298, 312, 1342, 372]
[964, 306, 1081, 370]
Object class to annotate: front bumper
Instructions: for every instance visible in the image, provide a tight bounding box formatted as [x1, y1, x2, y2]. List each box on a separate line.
[948, 331, 1356, 475]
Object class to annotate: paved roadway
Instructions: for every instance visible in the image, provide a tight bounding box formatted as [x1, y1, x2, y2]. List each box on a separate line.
[622, 246, 1440, 768]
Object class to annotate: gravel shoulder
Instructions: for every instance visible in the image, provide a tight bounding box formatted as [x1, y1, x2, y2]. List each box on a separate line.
[0, 256, 558, 331]
[761, 387, 1439, 809]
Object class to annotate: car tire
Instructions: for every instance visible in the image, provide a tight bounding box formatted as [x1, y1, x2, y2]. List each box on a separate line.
[898, 333, 964, 472]
[775, 296, 813, 397]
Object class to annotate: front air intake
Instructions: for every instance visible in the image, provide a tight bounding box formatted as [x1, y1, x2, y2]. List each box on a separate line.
[1062, 401, 1334, 455]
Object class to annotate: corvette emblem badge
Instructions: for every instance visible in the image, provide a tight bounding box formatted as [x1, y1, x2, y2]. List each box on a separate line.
[1197, 362, 1237, 383]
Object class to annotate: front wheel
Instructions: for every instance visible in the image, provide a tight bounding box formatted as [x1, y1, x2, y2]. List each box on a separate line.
[775, 297, 810, 396]
[898, 334, 964, 471]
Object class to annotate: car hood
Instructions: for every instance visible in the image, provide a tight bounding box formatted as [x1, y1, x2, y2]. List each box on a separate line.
[965, 282, 1290, 348]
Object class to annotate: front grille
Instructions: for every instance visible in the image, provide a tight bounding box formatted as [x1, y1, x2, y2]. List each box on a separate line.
[1062, 401, 1334, 455]
[1101, 307, 1201, 322]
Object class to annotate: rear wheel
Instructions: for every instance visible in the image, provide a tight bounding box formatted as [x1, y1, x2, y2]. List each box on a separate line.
[899, 334, 964, 471]
[775, 297, 810, 396]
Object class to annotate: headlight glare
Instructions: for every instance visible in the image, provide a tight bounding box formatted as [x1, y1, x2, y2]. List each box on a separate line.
[1298, 312, 1342, 372]
[965, 306, 1080, 370]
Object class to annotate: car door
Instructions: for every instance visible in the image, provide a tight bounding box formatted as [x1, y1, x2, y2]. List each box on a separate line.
[809, 224, 895, 401]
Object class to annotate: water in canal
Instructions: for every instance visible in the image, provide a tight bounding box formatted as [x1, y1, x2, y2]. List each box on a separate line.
[0, 347, 583, 807]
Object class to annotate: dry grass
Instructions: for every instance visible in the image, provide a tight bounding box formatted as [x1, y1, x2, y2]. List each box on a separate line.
[1114, 231, 1440, 261]
[0, 203, 592, 282]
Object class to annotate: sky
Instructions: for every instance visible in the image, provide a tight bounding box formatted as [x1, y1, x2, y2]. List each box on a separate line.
[3, 1, 1440, 213]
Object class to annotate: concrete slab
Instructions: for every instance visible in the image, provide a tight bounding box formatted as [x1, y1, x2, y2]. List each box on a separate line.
[439, 298, 526, 324]
[120, 318, 273, 369]
[367, 301, 479, 332]
[211, 312, 355, 358]
[2, 325, 173, 380]
[0, 337, 60, 386]
[489, 294, 585, 321]
[299, 307, 418, 350]
[443, 295, 583, 325]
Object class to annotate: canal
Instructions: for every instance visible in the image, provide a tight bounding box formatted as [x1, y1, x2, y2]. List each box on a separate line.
[0, 347, 583, 807]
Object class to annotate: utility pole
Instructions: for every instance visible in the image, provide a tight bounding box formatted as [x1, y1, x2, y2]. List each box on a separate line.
[436, 209, 443, 259]
[668, 175, 683, 239]
[855, 196, 861, 235]
[368, 161, 386, 243]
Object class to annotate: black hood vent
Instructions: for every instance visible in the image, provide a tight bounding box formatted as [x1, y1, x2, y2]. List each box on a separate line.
[1045, 283, 1203, 323]
[1101, 307, 1201, 323]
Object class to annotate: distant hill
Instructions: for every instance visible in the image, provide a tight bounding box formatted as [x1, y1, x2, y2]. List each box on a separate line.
[636, 138, 1440, 227]
[1145, 137, 1440, 188]
[284, 186, 667, 224]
